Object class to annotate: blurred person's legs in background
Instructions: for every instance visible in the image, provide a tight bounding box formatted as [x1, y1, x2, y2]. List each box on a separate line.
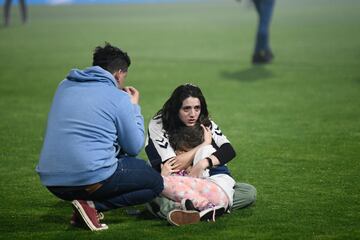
[4, 0, 28, 27]
[252, 0, 275, 64]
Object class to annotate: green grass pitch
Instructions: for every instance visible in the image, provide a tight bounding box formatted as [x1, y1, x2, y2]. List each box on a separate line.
[0, 0, 359, 239]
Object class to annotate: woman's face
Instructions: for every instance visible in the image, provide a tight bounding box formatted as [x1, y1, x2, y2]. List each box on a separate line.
[178, 97, 201, 126]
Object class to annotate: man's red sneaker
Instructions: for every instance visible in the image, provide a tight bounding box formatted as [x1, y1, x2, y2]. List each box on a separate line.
[71, 200, 108, 231]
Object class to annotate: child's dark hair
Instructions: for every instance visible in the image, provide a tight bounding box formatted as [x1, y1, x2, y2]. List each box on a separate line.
[169, 124, 204, 151]
[92, 42, 131, 74]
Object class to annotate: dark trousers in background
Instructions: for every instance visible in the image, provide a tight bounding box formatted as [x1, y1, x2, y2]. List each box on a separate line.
[253, 0, 275, 53]
[4, 0, 28, 26]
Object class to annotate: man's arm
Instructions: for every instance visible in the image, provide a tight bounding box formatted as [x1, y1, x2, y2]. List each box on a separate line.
[115, 87, 145, 156]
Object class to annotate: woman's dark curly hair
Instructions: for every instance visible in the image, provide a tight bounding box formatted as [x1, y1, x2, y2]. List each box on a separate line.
[154, 84, 211, 136]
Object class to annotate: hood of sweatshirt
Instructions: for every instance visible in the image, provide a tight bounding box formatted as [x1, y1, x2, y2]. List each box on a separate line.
[66, 66, 118, 88]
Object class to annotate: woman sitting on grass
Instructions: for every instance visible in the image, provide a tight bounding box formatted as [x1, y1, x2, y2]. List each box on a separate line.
[145, 84, 257, 226]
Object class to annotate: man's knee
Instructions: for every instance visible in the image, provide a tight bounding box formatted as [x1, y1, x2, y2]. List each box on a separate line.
[143, 162, 164, 196]
[124, 157, 164, 196]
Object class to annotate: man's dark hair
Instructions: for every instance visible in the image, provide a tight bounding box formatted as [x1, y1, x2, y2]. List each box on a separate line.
[92, 42, 131, 74]
[169, 124, 204, 151]
[154, 84, 211, 136]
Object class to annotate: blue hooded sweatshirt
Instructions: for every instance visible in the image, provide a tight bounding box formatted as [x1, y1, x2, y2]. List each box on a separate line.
[36, 66, 144, 186]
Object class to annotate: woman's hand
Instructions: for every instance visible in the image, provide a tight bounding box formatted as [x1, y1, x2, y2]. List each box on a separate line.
[201, 124, 212, 145]
[161, 158, 179, 176]
[173, 153, 192, 171]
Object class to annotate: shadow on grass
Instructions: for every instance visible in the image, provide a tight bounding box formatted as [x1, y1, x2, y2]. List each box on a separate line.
[0, 201, 77, 234]
[131, 210, 169, 227]
[34, 202, 256, 232]
[221, 65, 274, 82]
[135, 205, 256, 223]
[39, 201, 76, 230]
[0, 202, 255, 237]
[38, 202, 166, 229]
[136, 209, 160, 221]
[236, 205, 256, 218]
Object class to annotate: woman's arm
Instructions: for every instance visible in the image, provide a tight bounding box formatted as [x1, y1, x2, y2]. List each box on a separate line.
[145, 119, 176, 172]
[189, 121, 236, 177]
[188, 143, 236, 177]
[207, 120, 236, 165]
[212, 143, 236, 165]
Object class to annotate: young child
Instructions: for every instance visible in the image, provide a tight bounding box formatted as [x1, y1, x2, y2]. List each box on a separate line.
[168, 124, 206, 176]
[160, 124, 235, 213]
